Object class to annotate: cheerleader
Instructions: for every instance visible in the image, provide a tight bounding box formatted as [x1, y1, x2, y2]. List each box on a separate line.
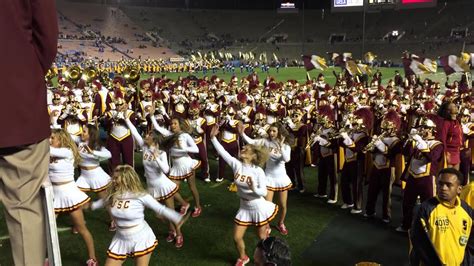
[210, 126, 278, 266]
[91, 165, 187, 266]
[76, 124, 114, 230]
[49, 129, 97, 265]
[125, 117, 188, 248]
[150, 114, 202, 217]
[238, 122, 292, 236]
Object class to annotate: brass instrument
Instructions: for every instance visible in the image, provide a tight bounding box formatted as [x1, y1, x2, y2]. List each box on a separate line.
[306, 126, 324, 149]
[64, 66, 82, 82]
[362, 132, 388, 153]
[123, 66, 140, 84]
[45, 68, 55, 82]
[82, 67, 98, 82]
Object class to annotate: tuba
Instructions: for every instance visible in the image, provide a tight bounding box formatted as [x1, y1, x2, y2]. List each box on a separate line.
[64, 66, 82, 82]
[82, 67, 98, 82]
[123, 66, 141, 84]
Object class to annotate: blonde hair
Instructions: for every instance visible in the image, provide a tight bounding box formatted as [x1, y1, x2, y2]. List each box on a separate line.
[248, 144, 270, 168]
[106, 165, 146, 203]
[51, 129, 81, 166]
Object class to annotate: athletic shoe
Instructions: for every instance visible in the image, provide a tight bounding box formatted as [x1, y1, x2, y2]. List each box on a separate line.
[363, 212, 376, 218]
[216, 177, 224, 183]
[340, 203, 354, 209]
[395, 226, 408, 233]
[204, 177, 211, 183]
[175, 235, 184, 249]
[72, 226, 78, 234]
[109, 221, 116, 232]
[166, 231, 177, 242]
[235, 256, 250, 266]
[191, 207, 202, 218]
[382, 218, 391, 224]
[350, 209, 362, 214]
[313, 194, 328, 199]
[327, 199, 337, 204]
[299, 188, 305, 194]
[86, 258, 98, 266]
[180, 203, 190, 215]
[277, 223, 288, 235]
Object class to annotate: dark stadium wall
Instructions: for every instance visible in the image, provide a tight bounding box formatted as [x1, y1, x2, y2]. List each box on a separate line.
[65, 0, 331, 9]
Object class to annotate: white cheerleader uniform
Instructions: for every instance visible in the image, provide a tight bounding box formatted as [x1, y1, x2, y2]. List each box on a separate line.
[211, 137, 278, 226]
[126, 119, 179, 201]
[49, 147, 90, 213]
[76, 143, 112, 192]
[241, 134, 292, 191]
[151, 117, 200, 180]
[92, 193, 182, 260]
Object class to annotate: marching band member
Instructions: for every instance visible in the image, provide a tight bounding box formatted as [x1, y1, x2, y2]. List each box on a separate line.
[48, 92, 65, 129]
[210, 125, 278, 266]
[285, 108, 308, 193]
[80, 90, 96, 125]
[91, 165, 187, 265]
[104, 96, 138, 170]
[397, 117, 444, 232]
[309, 105, 338, 204]
[438, 101, 463, 170]
[238, 122, 293, 235]
[340, 107, 372, 214]
[125, 117, 189, 248]
[92, 80, 113, 118]
[49, 129, 98, 266]
[460, 107, 474, 185]
[57, 98, 88, 143]
[364, 110, 402, 223]
[217, 103, 241, 183]
[150, 115, 203, 218]
[188, 100, 211, 182]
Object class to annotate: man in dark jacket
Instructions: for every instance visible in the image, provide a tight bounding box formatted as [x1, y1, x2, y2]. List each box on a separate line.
[0, 0, 58, 264]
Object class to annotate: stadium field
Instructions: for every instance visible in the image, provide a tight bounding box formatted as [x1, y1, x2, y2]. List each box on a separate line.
[139, 66, 454, 86]
[0, 66, 466, 265]
[0, 155, 334, 266]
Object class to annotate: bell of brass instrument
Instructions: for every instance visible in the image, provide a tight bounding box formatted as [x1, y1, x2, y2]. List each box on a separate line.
[64, 66, 82, 82]
[124, 66, 140, 84]
[82, 66, 98, 82]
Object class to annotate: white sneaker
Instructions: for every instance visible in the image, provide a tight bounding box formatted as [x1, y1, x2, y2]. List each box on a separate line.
[382, 218, 391, 224]
[350, 209, 362, 214]
[216, 177, 224, 183]
[395, 226, 408, 233]
[327, 199, 337, 204]
[204, 177, 211, 183]
[341, 203, 354, 209]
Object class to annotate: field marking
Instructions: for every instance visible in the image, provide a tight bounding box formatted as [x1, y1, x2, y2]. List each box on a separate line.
[210, 181, 227, 188]
[0, 227, 70, 241]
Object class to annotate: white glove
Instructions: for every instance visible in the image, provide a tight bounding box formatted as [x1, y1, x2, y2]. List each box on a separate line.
[257, 127, 267, 137]
[410, 128, 418, 135]
[462, 124, 470, 134]
[340, 132, 350, 140]
[375, 139, 386, 152]
[412, 134, 423, 143]
[116, 112, 125, 120]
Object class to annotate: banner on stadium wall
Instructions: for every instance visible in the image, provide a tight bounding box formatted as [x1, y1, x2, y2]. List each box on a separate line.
[170, 57, 186, 62]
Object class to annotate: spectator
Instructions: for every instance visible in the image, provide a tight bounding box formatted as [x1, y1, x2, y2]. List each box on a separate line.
[254, 237, 291, 266]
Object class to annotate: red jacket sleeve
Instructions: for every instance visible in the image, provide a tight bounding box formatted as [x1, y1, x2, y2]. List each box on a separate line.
[31, 0, 58, 74]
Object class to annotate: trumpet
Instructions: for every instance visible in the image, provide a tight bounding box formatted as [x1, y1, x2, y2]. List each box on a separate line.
[362, 132, 388, 153]
[306, 127, 324, 149]
[328, 127, 353, 140]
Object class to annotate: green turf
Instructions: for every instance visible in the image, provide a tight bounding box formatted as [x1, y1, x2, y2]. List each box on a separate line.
[0, 153, 336, 265]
